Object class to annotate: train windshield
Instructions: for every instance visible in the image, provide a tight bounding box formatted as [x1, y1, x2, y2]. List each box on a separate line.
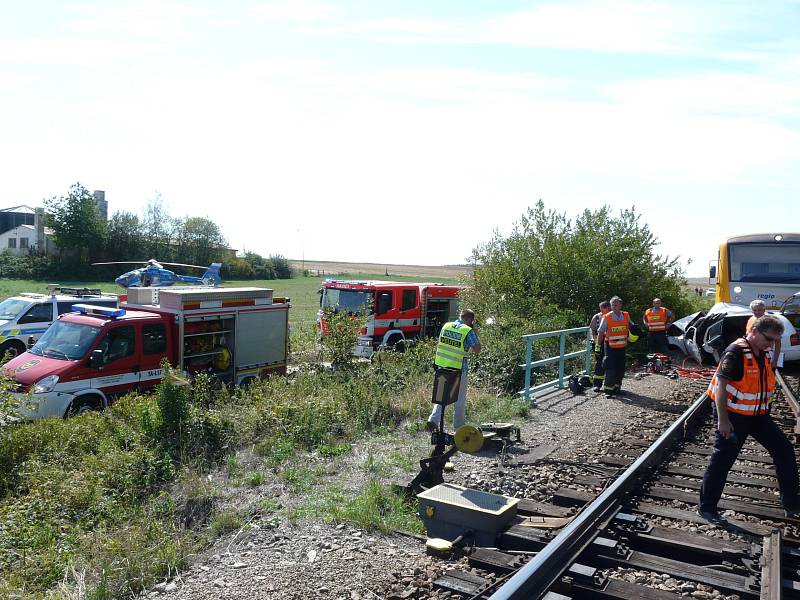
[321, 288, 372, 315]
[729, 243, 800, 283]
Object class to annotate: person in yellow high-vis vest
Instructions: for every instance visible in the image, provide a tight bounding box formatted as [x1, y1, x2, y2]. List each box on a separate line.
[427, 309, 481, 432]
[698, 314, 799, 525]
[643, 298, 674, 354]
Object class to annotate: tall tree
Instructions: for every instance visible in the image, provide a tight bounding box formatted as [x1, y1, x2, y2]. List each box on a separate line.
[104, 211, 143, 260]
[466, 201, 690, 326]
[140, 194, 178, 261]
[174, 216, 227, 266]
[44, 182, 107, 263]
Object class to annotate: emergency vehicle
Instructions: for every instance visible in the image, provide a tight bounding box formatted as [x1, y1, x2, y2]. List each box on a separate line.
[0, 287, 118, 360]
[317, 280, 463, 358]
[3, 287, 289, 420]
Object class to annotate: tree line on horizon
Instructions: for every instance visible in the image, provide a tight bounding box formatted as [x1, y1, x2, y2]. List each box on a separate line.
[0, 183, 292, 281]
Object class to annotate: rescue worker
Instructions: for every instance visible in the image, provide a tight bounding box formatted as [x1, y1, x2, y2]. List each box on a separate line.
[698, 314, 800, 525]
[427, 309, 481, 432]
[596, 296, 637, 398]
[589, 300, 611, 391]
[746, 299, 781, 370]
[643, 298, 674, 354]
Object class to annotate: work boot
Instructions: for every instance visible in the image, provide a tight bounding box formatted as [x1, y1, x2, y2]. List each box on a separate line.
[426, 421, 437, 433]
[696, 508, 727, 526]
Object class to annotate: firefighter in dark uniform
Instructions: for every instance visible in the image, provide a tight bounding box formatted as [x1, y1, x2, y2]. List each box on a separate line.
[596, 296, 638, 398]
[697, 314, 800, 525]
[589, 300, 611, 391]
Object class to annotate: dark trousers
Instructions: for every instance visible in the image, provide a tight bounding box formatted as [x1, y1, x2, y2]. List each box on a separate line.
[602, 345, 626, 392]
[647, 331, 668, 354]
[592, 343, 605, 389]
[699, 411, 800, 512]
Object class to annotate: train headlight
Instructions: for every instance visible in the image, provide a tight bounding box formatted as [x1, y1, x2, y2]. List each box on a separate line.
[733, 286, 742, 294]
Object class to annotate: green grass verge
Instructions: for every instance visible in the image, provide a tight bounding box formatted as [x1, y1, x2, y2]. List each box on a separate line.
[6, 346, 533, 597]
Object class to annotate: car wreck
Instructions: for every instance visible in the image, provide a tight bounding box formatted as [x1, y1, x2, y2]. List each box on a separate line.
[667, 294, 800, 365]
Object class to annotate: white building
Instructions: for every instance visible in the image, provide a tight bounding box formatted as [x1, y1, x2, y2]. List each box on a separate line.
[0, 223, 56, 256]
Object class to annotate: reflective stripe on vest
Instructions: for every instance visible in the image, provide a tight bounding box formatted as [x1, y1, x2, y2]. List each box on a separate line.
[707, 338, 775, 416]
[435, 322, 471, 369]
[602, 311, 630, 349]
[645, 307, 668, 332]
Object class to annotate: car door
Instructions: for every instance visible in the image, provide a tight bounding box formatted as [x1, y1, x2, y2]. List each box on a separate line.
[16, 301, 55, 343]
[139, 322, 167, 390]
[89, 323, 140, 398]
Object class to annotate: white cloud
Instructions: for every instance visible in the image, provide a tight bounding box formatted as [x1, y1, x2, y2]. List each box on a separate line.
[253, 0, 336, 22]
[0, 38, 158, 66]
[307, 1, 746, 56]
[604, 73, 800, 119]
[64, 0, 200, 37]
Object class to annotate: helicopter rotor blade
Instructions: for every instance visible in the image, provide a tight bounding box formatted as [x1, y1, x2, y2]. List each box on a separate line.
[91, 261, 150, 266]
[158, 262, 207, 269]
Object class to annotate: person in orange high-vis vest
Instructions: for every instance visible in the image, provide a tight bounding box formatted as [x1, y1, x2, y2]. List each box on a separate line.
[643, 298, 673, 354]
[698, 314, 799, 525]
[596, 296, 638, 398]
[746, 299, 781, 370]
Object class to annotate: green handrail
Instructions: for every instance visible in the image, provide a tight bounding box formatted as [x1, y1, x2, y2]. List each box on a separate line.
[519, 326, 592, 403]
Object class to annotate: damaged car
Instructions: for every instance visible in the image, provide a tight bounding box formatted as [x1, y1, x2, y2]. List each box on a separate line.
[667, 297, 800, 365]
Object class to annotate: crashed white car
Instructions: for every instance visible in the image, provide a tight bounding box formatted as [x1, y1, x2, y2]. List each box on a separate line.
[668, 295, 800, 365]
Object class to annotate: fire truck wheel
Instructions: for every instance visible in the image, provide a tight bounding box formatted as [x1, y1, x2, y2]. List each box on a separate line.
[0, 340, 25, 361]
[67, 395, 103, 418]
[386, 335, 406, 353]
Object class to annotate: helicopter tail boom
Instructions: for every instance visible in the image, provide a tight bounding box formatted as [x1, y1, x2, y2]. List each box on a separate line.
[201, 263, 223, 286]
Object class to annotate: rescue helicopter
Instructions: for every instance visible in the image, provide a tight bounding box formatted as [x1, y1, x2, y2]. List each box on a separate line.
[91, 259, 223, 289]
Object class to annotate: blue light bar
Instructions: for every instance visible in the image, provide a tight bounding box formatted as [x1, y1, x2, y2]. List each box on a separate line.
[71, 304, 126, 318]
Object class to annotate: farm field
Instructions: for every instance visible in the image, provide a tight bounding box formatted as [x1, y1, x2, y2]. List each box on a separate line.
[289, 259, 469, 280]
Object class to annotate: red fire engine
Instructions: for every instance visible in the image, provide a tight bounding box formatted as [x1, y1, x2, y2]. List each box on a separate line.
[317, 280, 464, 357]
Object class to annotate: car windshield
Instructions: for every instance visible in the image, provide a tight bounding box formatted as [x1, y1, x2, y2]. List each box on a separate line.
[0, 298, 29, 321]
[321, 288, 371, 314]
[730, 243, 800, 283]
[29, 321, 102, 361]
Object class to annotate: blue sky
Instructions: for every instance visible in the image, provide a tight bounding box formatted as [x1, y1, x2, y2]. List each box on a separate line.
[1, 1, 798, 276]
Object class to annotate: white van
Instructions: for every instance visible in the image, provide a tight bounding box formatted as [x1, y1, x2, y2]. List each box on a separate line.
[0, 287, 118, 360]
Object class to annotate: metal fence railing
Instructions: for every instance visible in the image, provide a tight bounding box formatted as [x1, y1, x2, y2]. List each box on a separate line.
[519, 326, 592, 404]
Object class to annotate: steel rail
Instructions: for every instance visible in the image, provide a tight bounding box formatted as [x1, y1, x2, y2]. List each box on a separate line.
[776, 370, 800, 435]
[489, 391, 711, 600]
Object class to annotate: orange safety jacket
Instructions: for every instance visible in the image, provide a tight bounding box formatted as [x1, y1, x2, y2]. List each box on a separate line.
[707, 338, 775, 416]
[644, 307, 669, 332]
[602, 311, 630, 349]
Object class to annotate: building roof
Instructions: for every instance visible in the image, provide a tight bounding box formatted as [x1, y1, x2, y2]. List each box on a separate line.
[0, 205, 37, 214]
[0, 223, 54, 235]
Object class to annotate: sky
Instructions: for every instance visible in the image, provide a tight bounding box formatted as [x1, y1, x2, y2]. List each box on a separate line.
[1, 1, 798, 277]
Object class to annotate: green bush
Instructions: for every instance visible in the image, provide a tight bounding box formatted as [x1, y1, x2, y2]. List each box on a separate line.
[319, 307, 366, 370]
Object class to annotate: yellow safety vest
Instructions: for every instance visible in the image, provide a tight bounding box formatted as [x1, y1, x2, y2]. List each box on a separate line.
[435, 322, 471, 369]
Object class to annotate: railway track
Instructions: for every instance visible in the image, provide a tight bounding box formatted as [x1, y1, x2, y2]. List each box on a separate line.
[423, 371, 800, 600]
